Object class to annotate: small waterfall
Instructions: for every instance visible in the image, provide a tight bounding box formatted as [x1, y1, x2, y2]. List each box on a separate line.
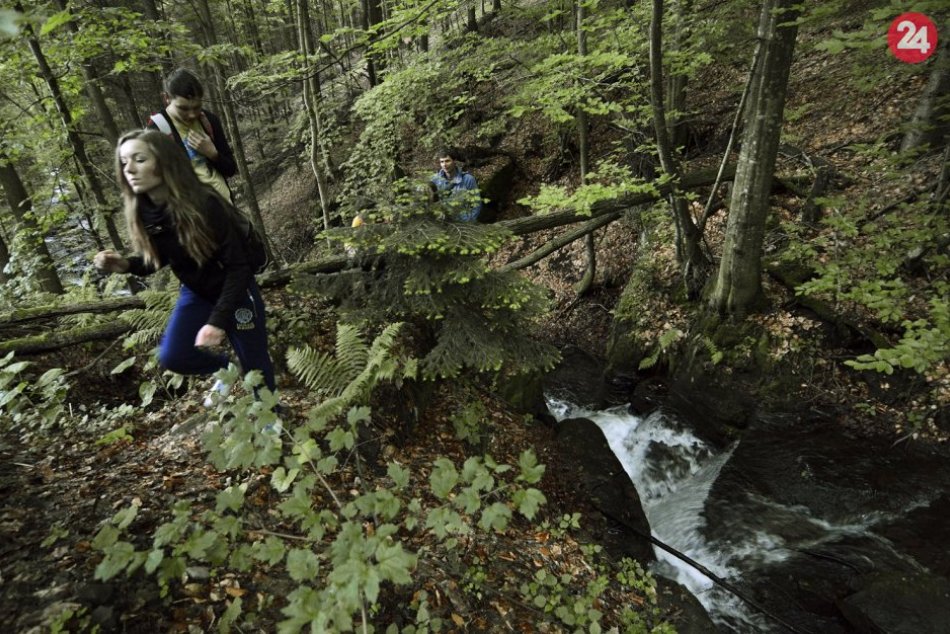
[548, 398, 768, 631]
[549, 397, 950, 632]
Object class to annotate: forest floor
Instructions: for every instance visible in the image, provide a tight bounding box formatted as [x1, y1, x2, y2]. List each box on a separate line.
[0, 286, 677, 633]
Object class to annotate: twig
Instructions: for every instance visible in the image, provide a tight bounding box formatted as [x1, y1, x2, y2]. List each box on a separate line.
[63, 338, 123, 378]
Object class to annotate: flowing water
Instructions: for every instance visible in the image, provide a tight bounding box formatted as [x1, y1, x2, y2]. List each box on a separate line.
[547, 397, 948, 633]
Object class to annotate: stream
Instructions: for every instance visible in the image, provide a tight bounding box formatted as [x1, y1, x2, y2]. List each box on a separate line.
[546, 396, 950, 633]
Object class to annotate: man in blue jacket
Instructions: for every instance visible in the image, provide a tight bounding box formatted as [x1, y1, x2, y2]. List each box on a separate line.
[431, 148, 482, 221]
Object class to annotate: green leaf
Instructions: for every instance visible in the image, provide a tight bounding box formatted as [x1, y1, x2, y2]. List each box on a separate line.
[144, 549, 164, 574]
[514, 488, 547, 519]
[286, 547, 320, 582]
[271, 466, 299, 493]
[218, 596, 243, 633]
[40, 10, 72, 36]
[139, 380, 156, 407]
[387, 463, 410, 489]
[253, 537, 286, 566]
[429, 458, 459, 499]
[478, 502, 512, 533]
[111, 355, 137, 375]
[113, 504, 139, 530]
[95, 541, 136, 580]
[375, 541, 415, 584]
[517, 450, 545, 484]
[92, 524, 120, 550]
[216, 485, 246, 513]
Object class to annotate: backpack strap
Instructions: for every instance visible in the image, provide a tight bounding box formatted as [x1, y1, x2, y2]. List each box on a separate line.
[199, 112, 214, 138]
[148, 112, 173, 135]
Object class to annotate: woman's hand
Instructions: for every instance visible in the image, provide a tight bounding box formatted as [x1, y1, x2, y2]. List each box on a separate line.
[195, 324, 226, 349]
[93, 249, 129, 273]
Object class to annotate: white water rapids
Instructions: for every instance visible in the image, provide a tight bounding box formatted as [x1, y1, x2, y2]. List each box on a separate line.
[544, 398, 924, 632]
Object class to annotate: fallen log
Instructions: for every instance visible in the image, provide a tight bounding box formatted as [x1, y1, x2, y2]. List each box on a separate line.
[0, 322, 131, 355]
[0, 296, 145, 330]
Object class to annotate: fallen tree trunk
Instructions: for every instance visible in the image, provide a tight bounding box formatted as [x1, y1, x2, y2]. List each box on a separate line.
[501, 165, 734, 237]
[0, 296, 145, 329]
[0, 322, 131, 355]
[2, 165, 736, 354]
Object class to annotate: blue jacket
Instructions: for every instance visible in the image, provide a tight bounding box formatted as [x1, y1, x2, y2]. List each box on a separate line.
[431, 168, 482, 221]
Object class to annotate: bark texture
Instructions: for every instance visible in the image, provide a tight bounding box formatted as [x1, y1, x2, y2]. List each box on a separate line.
[709, 0, 800, 316]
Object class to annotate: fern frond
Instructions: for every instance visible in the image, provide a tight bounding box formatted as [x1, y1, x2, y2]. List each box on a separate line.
[286, 345, 350, 395]
[309, 322, 407, 420]
[334, 324, 369, 380]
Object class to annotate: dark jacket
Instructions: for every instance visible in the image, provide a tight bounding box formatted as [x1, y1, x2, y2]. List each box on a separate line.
[126, 193, 253, 330]
[146, 108, 237, 180]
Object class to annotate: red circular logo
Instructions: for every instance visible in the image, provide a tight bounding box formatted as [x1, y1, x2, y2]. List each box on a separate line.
[888, 13, 938, 63]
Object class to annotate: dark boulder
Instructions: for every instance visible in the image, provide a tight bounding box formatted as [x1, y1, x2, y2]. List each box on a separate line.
[554, 416, 653, 564]
[838, 571, 950, 634]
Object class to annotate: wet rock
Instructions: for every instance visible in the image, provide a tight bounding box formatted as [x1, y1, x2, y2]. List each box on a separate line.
[655, 577, 718, 634]
[555, 417, 653, 564]
[543, 346, 610, 410]
[838, 571, 950, 634]
[877, 493, 950, 578]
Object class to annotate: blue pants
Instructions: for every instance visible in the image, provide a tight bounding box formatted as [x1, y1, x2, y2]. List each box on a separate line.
[157, 284, 276, 392]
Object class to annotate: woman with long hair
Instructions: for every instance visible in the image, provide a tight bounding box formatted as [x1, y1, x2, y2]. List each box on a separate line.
[94, 129, 275, 400]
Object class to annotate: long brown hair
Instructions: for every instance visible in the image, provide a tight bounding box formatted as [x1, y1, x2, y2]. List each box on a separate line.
[115, 129, 222, 269]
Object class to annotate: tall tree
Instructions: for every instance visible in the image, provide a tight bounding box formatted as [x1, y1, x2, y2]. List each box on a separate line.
[574, 0, 595, 296]
[0, 146, 64, 294]
[708, 0, 801, 315]
[362, 0, 384, 87]
[17, 2, 125, 252]
[53, 0, 120, 147]
[193, 0, 270, 259]
[650, 0, 707, 296]
[901, 25, 950, 154]
[298, 0, 332, 239]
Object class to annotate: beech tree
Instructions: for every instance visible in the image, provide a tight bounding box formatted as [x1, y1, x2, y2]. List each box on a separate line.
[708, 0, 800, 315]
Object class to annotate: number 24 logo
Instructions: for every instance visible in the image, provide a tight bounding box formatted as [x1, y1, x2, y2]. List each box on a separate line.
[896, 20, 931, 54]
[888, 13, 938, 64]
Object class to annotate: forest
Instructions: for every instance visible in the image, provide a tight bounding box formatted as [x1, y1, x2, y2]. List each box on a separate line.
[1, 0, 948, 632]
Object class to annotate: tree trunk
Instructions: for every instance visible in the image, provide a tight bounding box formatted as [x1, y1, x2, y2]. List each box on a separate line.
[901, 26, 950, 154]
[298, 0, 333, 239]
[467, 6, 478, 32]
[54, 0, 120, 147]
[362, 0, 384, 86]
[0, 322, 131, 355]
[709, 0, 800, 316]
[649, 0, 707, 296]
[0, 149, 64, 294]
[193, 0, 273, 263]
[0, 220, 10, 285]
[18, 4, 125, 252]
[574, 0, 596, 296]
[667, 0, 691, 151]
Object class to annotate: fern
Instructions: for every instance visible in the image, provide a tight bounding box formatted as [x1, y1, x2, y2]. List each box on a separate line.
[287, 322, 415, 421]
[286, 346, 353, 396]
[118, 291, 176, 350]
